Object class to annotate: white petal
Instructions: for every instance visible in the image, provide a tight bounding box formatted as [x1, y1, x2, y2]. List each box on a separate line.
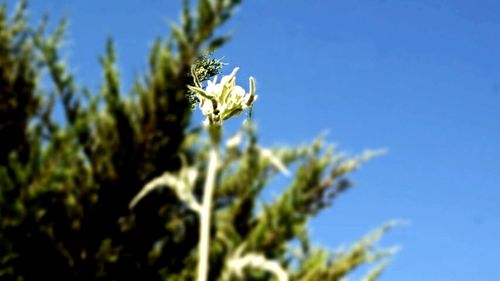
[200, 100, 214, 115]
[232, 86, 245, 98]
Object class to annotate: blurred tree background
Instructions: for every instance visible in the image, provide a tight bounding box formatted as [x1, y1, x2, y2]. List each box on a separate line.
[0, 0, 397, 280]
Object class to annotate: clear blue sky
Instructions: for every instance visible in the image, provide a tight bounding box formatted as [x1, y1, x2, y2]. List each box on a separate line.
[11, 0, 500, 280]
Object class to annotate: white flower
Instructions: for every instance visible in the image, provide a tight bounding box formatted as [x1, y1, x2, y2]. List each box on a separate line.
[188, 67, 257, 125]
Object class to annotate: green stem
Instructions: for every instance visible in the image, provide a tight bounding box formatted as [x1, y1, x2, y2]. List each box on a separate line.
[197, 146, 218, 281]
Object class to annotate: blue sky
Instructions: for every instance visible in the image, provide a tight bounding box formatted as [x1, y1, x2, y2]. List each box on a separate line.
[11, 0, 500, 280]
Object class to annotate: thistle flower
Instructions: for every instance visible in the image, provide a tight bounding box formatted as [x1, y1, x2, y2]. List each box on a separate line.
[188, 67, 257, 125]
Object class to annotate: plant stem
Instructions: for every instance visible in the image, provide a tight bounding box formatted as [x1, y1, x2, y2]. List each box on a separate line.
[197, 146, 218, 281]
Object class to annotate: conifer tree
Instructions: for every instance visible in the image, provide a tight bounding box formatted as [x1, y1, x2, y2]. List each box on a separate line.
[0, 1, 398, 280]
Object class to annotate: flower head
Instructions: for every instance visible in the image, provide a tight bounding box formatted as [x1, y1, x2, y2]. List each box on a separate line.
[188, 67, 257, 125]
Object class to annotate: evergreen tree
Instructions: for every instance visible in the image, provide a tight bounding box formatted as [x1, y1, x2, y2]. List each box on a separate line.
[0, 1, 398, 280]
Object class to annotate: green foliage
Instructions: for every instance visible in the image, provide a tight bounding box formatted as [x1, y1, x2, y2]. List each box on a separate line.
[0, 0, 398, 281]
